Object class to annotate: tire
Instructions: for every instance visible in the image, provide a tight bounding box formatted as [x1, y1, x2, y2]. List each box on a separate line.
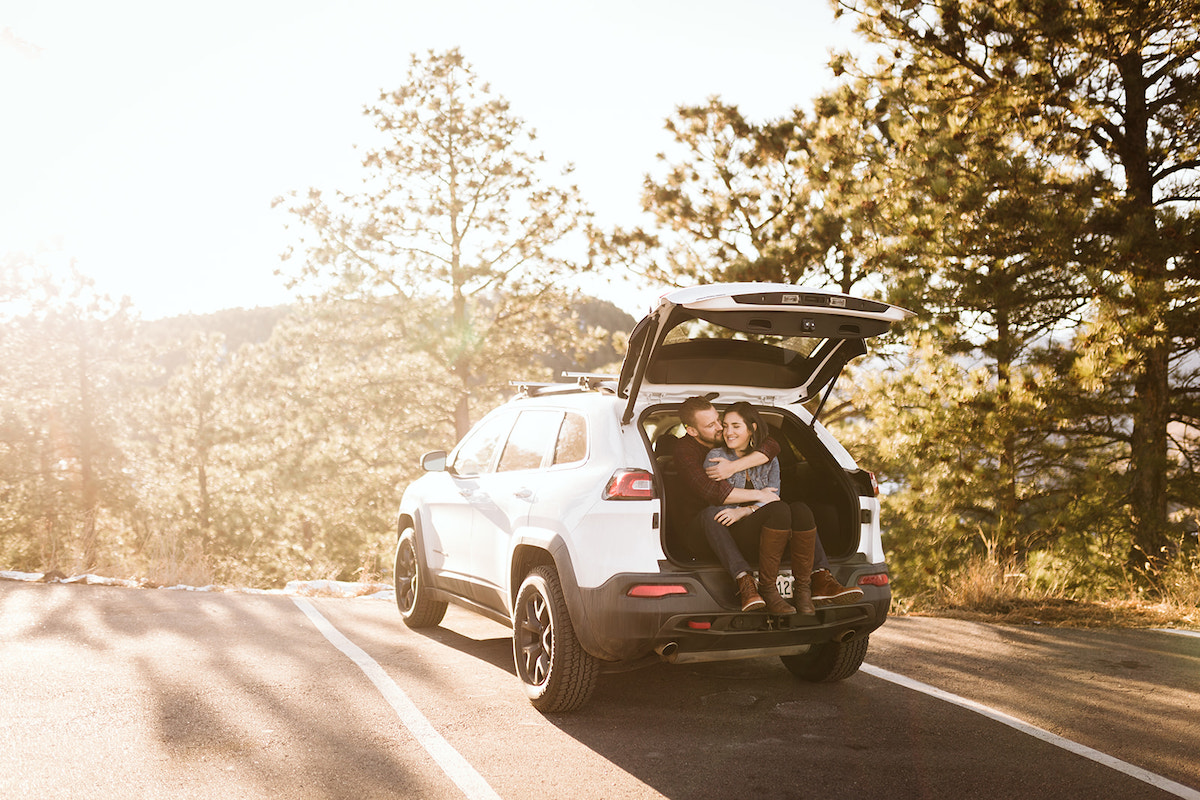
[512, 565, 599, 713]
[781, 634, 869, 682]
[394, 526, 447, 628]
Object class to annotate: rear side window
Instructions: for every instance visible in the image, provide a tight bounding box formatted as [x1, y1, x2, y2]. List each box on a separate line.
[553, 412, 588, 465]
[497, 410, 563, 472]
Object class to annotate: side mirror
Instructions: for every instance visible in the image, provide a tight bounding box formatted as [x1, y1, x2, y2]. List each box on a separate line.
[420, 450, 448, 472]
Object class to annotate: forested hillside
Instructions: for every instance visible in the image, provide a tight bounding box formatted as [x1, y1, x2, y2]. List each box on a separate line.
[0, 265, 631, 587]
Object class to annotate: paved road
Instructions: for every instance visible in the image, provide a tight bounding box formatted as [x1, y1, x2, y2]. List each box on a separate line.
[1, 580, 1197, 799]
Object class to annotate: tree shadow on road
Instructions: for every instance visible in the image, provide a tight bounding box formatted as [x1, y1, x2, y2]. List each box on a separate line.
[0, 581, 462, 799]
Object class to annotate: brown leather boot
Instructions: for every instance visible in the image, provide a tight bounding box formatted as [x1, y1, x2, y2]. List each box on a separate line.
[811, 569, 864, 606]
[736, 573, 766, 611]
[789, 528, 817, 616]
[757, 526, 796, 615]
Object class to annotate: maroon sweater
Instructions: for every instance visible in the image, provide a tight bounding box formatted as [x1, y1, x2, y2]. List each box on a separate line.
[669, 434, 781, 523]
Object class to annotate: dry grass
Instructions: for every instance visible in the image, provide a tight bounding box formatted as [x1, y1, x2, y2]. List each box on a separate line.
[897, 553, 1200, 630]
[139, 530, 217, 588]
[284, 579, 392, 598]
[905, 596, 1197, 628]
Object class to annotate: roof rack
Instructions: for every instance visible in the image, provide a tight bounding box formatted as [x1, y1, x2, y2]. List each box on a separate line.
[508, 380, 558, 397]
[563, 372, 618, 391]
[508, 372, 619, 398]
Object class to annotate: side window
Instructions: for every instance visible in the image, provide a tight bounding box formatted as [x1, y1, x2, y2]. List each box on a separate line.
[552, 412, 587, 465]
[496, 410, 562, 473]
[449, 413, 514, 475]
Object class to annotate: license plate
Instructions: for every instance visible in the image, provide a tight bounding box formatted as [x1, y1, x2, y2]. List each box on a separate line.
[764, 570, 794, 599]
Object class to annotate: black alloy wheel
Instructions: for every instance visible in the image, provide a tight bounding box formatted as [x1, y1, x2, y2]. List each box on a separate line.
[394, 526, 447, 628]
[512, 565, 599, 713]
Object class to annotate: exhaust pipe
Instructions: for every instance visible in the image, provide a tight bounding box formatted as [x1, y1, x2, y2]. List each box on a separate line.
[833, 629, 857, 643]
[655, 642, 679, 661]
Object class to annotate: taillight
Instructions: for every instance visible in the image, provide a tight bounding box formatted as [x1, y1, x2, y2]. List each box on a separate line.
[850, 469, 879, 497]
[627, 584, 689, 598]
[603, 468, 655, 500]
[858, 573, 889, 586]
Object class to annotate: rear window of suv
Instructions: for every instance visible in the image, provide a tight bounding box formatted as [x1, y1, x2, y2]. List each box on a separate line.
[552, 412, 587, 465]
[664, 317, 823, 358]
[498, 410, 562, 472]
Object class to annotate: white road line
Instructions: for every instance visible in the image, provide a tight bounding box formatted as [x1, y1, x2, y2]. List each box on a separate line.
[861, 663, 1200, 800]
[292, 597, 503, 800]
[1157, 628, 1200, 639]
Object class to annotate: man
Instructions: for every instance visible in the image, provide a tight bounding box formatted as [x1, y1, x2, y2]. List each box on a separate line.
[670, 396, 863, 612]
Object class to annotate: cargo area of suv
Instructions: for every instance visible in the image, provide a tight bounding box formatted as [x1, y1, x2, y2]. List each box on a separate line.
[644, 405, 873, 568]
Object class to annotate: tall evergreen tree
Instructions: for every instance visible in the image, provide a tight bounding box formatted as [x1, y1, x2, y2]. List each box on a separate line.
[601, 97, 885, 293]
[145, 333, 232, 542]
[277, 48, 593, 440]
[0, 262, 141, 572]
[835, 0, 1200, 576]
[603, 99, 809, 285]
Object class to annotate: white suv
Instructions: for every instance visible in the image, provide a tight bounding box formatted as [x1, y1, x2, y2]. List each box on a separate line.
[394, 283, 912, 712]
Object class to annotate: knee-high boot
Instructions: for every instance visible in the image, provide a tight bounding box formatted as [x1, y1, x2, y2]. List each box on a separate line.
[790, 527, 817, 616]
[758, 526, 796, 615]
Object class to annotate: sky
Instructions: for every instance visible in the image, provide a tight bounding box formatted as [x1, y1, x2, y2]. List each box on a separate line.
[2, 0, 860, 319]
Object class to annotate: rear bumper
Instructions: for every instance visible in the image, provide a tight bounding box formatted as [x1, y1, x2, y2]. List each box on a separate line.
[562, 565, 891, 663]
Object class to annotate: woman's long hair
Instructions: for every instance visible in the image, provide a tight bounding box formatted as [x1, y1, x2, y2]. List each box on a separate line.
[723, 402, 766, 450]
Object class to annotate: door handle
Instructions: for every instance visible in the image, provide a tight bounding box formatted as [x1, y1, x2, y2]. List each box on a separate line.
[513, 488, 534, 499]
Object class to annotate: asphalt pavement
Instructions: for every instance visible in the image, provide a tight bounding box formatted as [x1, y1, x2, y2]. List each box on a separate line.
[1, 580, 1196, 799]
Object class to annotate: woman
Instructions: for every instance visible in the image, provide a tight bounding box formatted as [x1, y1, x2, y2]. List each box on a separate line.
[703, 402, 817, 615]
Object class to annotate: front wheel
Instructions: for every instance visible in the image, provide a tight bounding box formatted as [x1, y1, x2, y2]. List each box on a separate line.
[781, 634, 869, 682]
[394, 526, 447, 628]
[512, 565, 599, 713]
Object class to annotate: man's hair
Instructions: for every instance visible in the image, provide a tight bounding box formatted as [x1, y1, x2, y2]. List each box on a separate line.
[678, 396, 714, 428]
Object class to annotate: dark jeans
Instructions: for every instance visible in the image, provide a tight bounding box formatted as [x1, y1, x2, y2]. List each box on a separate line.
[695, 500, 832, 580]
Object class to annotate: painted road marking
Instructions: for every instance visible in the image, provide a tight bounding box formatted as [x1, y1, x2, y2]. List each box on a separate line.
[1157, 629, 1200, 639]
[293, 597, 502, 800]
[861, 663, 1200, 800]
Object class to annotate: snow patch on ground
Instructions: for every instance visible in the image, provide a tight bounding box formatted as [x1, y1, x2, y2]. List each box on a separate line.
[0, 569, 395, 601]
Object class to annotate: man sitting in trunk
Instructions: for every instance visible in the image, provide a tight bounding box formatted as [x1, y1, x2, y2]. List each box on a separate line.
[669, 396, 863, 612]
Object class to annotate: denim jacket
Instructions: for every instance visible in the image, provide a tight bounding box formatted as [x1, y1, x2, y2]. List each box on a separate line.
[704, 446, 780, 508]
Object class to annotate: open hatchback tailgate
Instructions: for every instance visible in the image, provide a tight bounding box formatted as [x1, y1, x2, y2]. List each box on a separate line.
[618, 283, 913, 424]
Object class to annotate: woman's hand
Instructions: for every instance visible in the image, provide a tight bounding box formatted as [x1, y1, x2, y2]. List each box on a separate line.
[757, 487, 780, 504]
[715, 505, 754, 526]
[706, 457, 737, 481]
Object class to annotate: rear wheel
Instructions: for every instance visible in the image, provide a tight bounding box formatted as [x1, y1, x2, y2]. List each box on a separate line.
[781, 635, 869, 682]
[394, 526, 447, 628]
[512, 565, 599, 713]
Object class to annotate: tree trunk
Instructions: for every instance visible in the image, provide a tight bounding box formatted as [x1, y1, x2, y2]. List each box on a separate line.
[1117, 47, 1173, 578]
[197, 460, 211, 531]
[1128, 336, 1172, 574]
[994, 306, 1021, 563]
[75, 320, 100, 570]
[453, 390, 471, 443]
[451, 286, 472, 441]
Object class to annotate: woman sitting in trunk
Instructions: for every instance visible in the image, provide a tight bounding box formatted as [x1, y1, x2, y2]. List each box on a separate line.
[702, 402, 820, 616]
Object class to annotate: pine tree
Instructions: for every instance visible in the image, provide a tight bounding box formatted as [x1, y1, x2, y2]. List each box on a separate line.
[276, 49, 593, 440]
[600, 97, 887, 293]
[0, 260, 142, 572]
[834, 0, 1200, 577]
